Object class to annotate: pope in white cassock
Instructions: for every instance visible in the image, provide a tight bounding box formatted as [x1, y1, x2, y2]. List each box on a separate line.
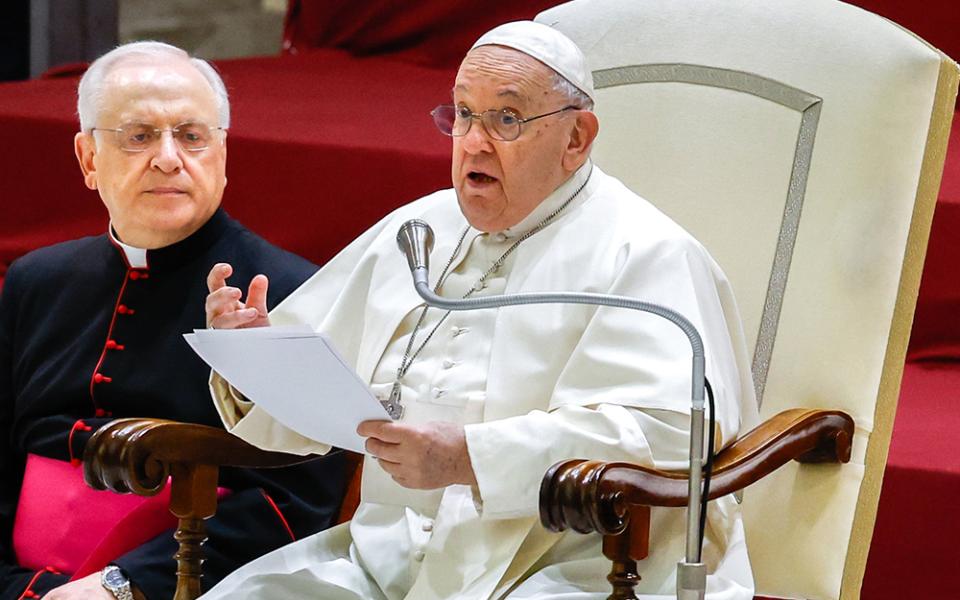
[201, 21, 759, 600]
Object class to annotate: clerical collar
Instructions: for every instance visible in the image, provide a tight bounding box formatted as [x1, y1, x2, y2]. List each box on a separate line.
[494, 161, 594, 240]
[108, 226, 148, 268]
[107, 208, 231, 271]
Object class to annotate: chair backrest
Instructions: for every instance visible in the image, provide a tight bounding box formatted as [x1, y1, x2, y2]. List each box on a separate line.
[537, 1, 958, 597]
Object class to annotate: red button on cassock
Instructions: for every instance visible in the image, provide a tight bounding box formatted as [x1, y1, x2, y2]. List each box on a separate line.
[93, 373, 112, 384]
[117, 305, 135, 315]
[129, 271, 139, 280]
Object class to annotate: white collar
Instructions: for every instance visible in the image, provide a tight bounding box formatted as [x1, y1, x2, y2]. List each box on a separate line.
[108, 225, 149, 269]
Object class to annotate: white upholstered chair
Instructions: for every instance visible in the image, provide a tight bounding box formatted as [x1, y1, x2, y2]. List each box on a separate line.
[535, 0, 958, 597]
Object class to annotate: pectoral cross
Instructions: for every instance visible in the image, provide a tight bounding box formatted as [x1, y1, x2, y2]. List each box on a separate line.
[381, 381, 404, 420]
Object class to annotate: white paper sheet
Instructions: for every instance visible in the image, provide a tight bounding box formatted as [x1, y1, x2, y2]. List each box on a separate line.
[184, 325, 391, 454]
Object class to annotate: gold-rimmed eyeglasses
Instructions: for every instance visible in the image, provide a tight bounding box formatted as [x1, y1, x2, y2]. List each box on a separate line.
[431, 104, 578, 142]
[91, 121, 226, 153]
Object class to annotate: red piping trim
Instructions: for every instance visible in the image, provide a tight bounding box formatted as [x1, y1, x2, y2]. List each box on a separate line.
[17, 566, 61, 600]
[260, 489, 296, 542]
[89, 270, 132, 404]
[68, 419, 93, 466]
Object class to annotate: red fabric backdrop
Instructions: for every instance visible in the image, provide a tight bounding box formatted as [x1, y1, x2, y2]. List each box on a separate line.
[282, 0, 561, 68]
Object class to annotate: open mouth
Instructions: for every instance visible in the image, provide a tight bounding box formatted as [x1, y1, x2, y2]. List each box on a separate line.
[467, 171, 497, 184]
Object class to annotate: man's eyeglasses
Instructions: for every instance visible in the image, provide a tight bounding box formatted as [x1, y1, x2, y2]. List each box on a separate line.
[431, 104, 578, 142]
[91, 122, 226, 153]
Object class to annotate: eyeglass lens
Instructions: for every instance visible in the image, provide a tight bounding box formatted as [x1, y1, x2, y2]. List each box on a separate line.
[116, 122, 216, 152]
[431, 105, 521, 141]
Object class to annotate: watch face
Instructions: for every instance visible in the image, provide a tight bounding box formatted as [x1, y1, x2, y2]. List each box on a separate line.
[104, 568, 127, 587]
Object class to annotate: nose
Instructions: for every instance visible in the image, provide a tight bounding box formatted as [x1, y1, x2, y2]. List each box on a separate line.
[460, 117, 493, 155]
[150, 130, 184, 173]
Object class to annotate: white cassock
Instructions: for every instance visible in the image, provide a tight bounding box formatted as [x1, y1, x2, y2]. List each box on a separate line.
[202, 163, 759, 599]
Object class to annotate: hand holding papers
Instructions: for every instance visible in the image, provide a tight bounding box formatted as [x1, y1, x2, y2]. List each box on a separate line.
[184, 325, 391, 454]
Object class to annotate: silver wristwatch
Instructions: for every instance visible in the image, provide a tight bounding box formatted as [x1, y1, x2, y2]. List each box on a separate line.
[101, 565, 134, 600]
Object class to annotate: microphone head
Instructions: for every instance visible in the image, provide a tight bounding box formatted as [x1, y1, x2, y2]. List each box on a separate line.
[396, 219, 435, 273]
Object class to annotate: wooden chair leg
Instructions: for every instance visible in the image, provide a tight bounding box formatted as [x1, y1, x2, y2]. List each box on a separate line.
[602, 504, 651, 600]
[173, 518, 207, 600]
[168, 463, 219, 600]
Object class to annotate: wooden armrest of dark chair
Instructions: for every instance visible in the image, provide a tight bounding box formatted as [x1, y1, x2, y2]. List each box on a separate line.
[82, 410, 850, 600]
[82, 418, 359, 600]
[539, 408, 854, 599]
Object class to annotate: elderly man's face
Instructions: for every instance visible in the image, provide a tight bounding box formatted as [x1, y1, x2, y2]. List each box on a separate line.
[452, 46, 581, 232]
[74, 57, 226, 248]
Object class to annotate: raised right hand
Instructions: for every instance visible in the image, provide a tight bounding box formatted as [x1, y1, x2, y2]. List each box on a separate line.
[205, 262, 271, 329]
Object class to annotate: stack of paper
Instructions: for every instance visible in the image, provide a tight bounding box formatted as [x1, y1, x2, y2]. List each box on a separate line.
[184, 325, 391, 454]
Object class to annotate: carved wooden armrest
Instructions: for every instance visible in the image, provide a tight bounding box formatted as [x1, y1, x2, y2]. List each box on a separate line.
[82, 418, 317, 600]
[538, 408, 853, 598]
[83, 418, 311, 497]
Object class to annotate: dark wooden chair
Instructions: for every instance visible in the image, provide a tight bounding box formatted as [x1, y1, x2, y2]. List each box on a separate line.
[84, 408, 852, 600]
[82, 419, 361, 600]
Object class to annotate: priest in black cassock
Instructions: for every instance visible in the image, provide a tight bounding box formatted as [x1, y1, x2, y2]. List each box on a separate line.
[0, 42, 349, 600]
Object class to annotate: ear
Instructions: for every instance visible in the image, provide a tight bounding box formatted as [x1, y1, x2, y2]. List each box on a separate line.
[220, 132, 228, 188]
[74, 132, 99, 190]
[561, 110, 600, 172]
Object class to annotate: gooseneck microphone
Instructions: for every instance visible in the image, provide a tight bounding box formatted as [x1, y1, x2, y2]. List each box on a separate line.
[397, 219, 711, 600]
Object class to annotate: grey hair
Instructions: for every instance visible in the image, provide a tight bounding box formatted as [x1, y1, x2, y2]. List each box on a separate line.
[77, 41, 230, 131]
[551, 72, 594, 111]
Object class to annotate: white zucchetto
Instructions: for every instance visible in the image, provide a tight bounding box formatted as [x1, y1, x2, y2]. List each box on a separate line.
[470, 20, 596, 103]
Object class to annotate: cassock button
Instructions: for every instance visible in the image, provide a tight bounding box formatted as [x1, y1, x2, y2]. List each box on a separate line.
[421, 521, 434, 532]
[431, 388, 446, 399]
[492, 232, 507, 243]
[105, 340, 124, 350]
[413, 550, 426, 562]
[93, 373, 112, 384]
[117, 305, 135, 315]
[129, 271, 140, 280]
[442, 359, 455, 369]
